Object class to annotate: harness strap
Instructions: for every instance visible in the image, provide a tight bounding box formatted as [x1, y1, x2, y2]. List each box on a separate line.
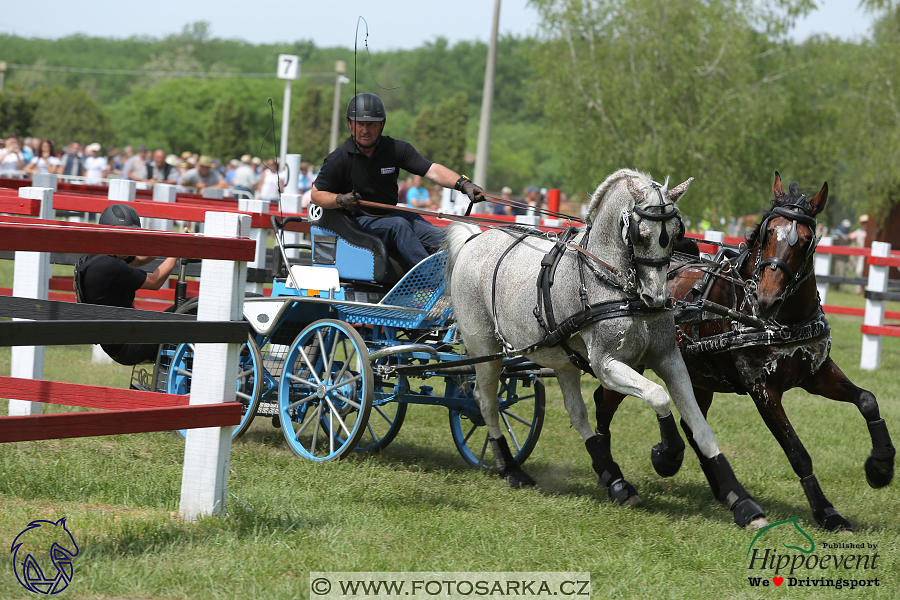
[491, 231, 532, 351]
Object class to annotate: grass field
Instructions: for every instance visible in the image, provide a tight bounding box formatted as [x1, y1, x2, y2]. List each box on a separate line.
[1, 263, 899, 599]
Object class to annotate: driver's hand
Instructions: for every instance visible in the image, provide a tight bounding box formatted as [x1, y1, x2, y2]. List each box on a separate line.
[335, 192, 362, 212]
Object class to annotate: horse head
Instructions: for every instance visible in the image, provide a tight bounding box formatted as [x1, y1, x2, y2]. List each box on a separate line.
[747, 171, 827, 319]
[622, 175, 692, 307]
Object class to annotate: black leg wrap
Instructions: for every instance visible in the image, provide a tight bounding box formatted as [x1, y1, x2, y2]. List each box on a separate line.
[865, 419, 895, 489]
[585, 435, 639, 504]
[490, 436, 535, 489]
[800, 474, 851, 531]
[705, 454, 765, 526]
[651, 412, 685, 478]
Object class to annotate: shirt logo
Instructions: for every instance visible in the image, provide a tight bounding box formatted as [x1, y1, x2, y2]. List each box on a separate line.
[381, 167, 396, 175]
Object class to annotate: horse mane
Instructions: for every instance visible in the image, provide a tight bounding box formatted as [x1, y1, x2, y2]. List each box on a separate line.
[585, 168, 654, 225]
[745, 181, 816, 248]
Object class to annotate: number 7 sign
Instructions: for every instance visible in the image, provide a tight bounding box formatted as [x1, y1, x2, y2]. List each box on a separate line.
[277, 54, 301, 80]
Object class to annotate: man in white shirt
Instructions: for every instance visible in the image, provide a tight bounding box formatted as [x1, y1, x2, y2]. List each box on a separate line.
[83, 143, 109, 185]
[123, 145, 148, 181]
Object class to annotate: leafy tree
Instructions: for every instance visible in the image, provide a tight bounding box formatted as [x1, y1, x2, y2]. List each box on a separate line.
[527, 0, 815, 221]
[203, 95, 250, 160]
[413, 91, 468, 173]
[31, 87, 115, 148]
[288, 85, 332, 165]
[0, 90, 37, 138]
[838, 5, 900, 217]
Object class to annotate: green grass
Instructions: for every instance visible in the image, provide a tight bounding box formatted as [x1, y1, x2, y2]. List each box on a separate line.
[1, 260, 899, 598]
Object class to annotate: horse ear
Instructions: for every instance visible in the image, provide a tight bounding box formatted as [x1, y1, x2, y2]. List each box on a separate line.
[666, 177, 694, 203]
[626, 178, 643, 203]
[773, 171, 785, 200]
[808, 181, 828, 216]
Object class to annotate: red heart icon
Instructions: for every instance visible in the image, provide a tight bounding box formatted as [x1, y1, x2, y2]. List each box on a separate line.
[773, 577, 784, 586]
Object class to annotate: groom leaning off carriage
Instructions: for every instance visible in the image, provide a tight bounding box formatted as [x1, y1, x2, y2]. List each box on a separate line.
[310, 92, 487, 270]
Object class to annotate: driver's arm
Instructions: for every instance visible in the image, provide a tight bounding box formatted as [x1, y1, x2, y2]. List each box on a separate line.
[141, 256, 178, 290]
[310, 184, 341, 209]
[423, 163, 463, 189]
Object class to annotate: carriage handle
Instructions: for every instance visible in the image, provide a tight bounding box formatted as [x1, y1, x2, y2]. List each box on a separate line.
[271, 215, 304, 292]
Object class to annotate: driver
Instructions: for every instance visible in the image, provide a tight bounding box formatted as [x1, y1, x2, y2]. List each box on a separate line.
[75, 204, 187, 365]
[310, 93, 486, 269]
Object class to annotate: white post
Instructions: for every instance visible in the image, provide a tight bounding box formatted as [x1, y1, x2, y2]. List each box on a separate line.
[32, 173, 58, 191]
[473, 0, 501, 204]
[202, 188, 225, 200]
[277, 54, 301, 168]
[285, 153, 301, 196]
[7, 187, 54, 416]
[815, 236, 833, 305]
[151, 183, 177, 232]
[108, 178, 137, 203]
[861, 241, 890, 371]
[239, 198, 268, 295]
[704, 229, 725, 244]
[280, 193, 303, 260]
[179, 212, 249, 521]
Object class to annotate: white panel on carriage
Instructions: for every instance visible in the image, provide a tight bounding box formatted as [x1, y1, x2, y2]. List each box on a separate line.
[243, 298, 289, 335]
[286, 265, 340, 293]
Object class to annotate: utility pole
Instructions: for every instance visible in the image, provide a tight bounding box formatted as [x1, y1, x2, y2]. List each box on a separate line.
[277, 54, 300, 168]
[473, 0, 501, 198]
[0, 62, 7, 92]
[330, 61, 350, 153]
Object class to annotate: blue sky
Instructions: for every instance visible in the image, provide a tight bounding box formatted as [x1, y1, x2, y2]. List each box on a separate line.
[0, 1, 879, 51]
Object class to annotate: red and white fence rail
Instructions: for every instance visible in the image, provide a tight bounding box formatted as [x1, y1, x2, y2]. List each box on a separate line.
[1, 184, 256, 521]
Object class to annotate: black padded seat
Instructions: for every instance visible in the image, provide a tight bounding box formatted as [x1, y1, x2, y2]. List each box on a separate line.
[308, 208, 406, 284]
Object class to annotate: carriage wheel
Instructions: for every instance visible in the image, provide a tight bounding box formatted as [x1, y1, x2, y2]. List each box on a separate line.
[278, 319, 373, 461]
[169, 335, 264, 439]
[449, 374, 546, 469]
[355, 370, 407, 453]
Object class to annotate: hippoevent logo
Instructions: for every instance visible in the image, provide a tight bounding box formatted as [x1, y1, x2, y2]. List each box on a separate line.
[10, 518, 79, 594]
[746, 517, 881, 590]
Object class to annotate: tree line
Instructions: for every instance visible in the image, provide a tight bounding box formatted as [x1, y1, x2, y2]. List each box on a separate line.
[2, 3, 899, 226]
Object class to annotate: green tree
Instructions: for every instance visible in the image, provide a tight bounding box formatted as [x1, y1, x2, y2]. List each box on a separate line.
[203, 95, 250, 160]
[0, 90, 37, 137]
[289, 85, 331, 165]
[413, 92, 468, 173]
[527, 0, 815, 221]
[837, 4, 900, 218]
[31, 87, 115, 148]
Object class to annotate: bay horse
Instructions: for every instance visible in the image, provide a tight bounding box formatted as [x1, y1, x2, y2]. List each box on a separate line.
[596, 172, 895, 531]
[444, 168, 766, 528]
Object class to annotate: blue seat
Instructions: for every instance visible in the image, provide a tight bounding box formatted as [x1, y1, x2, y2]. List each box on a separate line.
[307, 208, 406, 284]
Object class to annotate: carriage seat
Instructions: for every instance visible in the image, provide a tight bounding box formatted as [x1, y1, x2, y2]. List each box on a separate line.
[307, 207, 406, 284]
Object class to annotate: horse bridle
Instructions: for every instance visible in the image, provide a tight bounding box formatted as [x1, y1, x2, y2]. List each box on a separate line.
[751, 202, 818, 302]
[623, 181, 685, 268]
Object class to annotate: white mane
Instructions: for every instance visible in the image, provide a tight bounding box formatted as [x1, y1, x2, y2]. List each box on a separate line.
[584, 168, 654, 225]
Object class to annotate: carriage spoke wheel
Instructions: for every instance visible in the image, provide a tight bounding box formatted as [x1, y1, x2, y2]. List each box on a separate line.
[168, 335, 264, 439]
[278, 319, 373, 461]
[355, 368, 407, 453]
[449, 375, 546, 469]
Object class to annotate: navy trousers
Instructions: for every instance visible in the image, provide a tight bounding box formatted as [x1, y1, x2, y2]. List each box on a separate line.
[355, 211, 445, 269]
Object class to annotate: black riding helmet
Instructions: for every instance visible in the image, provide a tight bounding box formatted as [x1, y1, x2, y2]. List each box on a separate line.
[346, 93, 386, 122]
[99, 204, 142, 228]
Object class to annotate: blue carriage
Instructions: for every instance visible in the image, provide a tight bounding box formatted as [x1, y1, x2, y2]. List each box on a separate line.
[159, 207, 546, 466]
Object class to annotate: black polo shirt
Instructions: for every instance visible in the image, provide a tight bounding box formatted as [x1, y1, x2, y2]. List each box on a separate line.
[314, 135, 432, 214]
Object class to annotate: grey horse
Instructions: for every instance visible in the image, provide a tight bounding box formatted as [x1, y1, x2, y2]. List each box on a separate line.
[444, 168, 767, 527]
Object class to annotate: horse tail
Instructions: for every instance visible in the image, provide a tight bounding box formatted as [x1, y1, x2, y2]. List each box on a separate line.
[442, 221, 482, 292]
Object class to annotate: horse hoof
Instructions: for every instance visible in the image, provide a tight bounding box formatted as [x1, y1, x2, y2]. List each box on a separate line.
[864, 456, 894, 489]
[607, 479, 640, 505]
[504, 468, 536, 489]
[818, 511, 852, 533]
[732, 497, 766, 528]
[650, 443, 683, 477]
[747, 517, 768, 530]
